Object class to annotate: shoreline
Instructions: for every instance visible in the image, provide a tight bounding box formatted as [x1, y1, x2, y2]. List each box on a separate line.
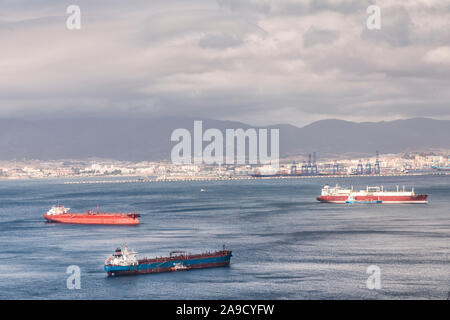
[61, 172, 450, 185]
[1, 172, 448, 184]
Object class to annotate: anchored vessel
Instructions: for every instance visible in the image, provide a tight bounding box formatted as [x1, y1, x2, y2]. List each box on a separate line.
[104, 245, 232, 276]
[44, 204, 140, 225]
[317, 185, 428, 204]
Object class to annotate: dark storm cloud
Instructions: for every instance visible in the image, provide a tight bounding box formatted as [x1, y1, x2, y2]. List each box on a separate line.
[216, 0, 372, 15]
[216, 0, 271, 14]
[304, 27, 339, 47]
[0, 0, 449, 126]
[199, 33, 244, 49]
[361, 7, 413, 47]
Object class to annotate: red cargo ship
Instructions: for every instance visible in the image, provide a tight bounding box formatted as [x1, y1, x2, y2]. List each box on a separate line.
[44, 204, 140, 225]
[317, 185, 428, 204]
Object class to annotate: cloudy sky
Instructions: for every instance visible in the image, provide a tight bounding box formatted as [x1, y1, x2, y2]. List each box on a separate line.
[0, 0, 449, 126]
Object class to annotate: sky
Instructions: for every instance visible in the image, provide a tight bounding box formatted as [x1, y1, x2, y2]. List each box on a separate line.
[0, 0, 449, 127]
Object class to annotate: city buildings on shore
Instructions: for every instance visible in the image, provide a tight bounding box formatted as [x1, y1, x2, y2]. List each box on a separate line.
[0, 152, 449, 181]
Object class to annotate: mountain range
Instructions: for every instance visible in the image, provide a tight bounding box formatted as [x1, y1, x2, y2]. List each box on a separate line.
[0, 117, 449, 161]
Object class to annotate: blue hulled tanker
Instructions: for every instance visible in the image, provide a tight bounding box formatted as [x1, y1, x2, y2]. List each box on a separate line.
[104, 245, 232, 276]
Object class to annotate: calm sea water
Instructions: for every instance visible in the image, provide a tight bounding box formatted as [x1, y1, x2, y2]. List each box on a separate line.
[0, 175, 448, 300]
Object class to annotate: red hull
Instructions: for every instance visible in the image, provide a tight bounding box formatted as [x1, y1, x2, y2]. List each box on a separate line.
[44, 213, 139, 225]
[317, 194, 428, 204]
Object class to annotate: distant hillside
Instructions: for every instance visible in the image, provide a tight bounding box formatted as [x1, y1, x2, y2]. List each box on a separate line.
[0, 117, 449, 161]
[275, 118, 450, 157]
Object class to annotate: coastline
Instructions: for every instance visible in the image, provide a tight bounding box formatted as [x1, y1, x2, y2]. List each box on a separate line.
[62, 172, 449, 185]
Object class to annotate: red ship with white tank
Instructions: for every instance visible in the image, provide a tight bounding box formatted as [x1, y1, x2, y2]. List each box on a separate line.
[317, 185, 428, 204]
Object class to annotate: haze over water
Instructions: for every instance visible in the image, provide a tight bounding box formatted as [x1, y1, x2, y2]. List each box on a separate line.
[0, 175, 448, 299]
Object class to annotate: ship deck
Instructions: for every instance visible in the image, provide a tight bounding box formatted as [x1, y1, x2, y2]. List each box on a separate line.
[138, 250, 231, 264]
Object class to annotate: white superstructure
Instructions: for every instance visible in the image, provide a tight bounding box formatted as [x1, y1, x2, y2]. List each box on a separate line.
[46, 204, 70, 215]
[320, 184, 353, 196]
[104, 245, 138, 266]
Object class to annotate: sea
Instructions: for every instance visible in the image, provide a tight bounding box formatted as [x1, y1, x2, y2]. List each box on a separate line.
[0, 175, 448, 300]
